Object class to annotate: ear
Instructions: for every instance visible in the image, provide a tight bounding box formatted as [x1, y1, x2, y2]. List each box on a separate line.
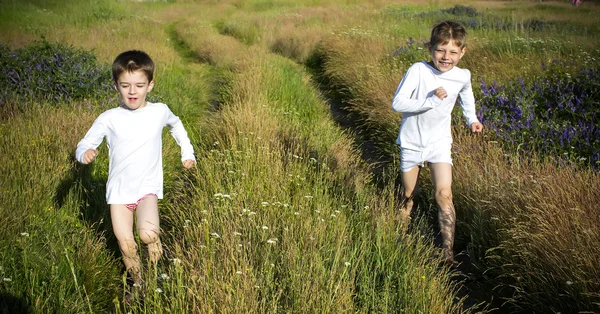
[147, 80, 155, 92]
[459, 47, 466, 59]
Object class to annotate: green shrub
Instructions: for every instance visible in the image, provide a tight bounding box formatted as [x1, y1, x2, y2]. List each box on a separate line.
[0, 40, 112, 106]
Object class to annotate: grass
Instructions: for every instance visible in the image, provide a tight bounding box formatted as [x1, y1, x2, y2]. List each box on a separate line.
[1, 0, 599, 313]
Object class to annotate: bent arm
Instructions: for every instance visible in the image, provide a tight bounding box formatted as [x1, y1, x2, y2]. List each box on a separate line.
[75, 115, 106, 164]
[392, 65, 442, 113]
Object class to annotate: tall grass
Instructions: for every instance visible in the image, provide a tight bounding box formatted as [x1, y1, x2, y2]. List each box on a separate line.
[2, 0, 599, 312]
[1, 0, 466, 313]
[0, 103, 121, 312]
[243, 1, 600, 312]
[161, 19, 465, 312]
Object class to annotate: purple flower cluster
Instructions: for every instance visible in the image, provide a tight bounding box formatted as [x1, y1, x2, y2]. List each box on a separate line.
[0, 40, 112, 105]
[389, 38, 430, 66]
[406, 5, 568, 33]
[477, 61, 600, 169]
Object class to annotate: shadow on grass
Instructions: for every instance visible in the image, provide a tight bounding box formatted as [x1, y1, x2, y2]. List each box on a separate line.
[0, 292, 31, 314]
[53, 155, 121, 261]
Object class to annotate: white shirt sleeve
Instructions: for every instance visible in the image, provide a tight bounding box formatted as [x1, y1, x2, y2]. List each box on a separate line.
[458, 70, 480, 126]
[165, 106, 195, 162]
[392, 63, 443, 113]
[75, 114, 107, 164]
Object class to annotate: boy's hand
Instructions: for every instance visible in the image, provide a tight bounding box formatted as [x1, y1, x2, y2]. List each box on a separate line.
[182, 159, 195, 169]
[82, 149, 98, 164]
[434, 87, 448, 100]
[471, 122, 483, 133]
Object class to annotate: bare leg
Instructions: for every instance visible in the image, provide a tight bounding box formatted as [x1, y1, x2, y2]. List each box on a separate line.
[399, 166, 421, 231]
[110, 205, 142, 284]
[429, 162, 456, 264]
[136, 195, 162, 263]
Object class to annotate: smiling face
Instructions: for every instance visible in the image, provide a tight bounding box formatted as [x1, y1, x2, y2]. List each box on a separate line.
[429, 39, 466, 73]
[116, 70, 154, 110]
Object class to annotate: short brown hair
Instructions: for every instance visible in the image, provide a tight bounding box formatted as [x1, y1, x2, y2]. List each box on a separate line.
[429, 20, 467, 49]
[112, 50, 154, 83]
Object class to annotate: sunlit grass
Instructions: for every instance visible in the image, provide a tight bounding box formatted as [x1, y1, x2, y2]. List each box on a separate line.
[1, 0, 599, 312]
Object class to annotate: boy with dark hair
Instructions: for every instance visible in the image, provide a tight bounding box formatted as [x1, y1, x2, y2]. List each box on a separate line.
[76, 50, 195, 291]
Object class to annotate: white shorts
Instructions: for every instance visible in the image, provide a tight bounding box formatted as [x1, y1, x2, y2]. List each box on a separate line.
[400, 143, 453, 172]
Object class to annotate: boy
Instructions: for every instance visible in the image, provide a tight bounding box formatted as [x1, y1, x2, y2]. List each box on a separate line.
[76, 50, 196, 287]
[392, 21, 483, 264]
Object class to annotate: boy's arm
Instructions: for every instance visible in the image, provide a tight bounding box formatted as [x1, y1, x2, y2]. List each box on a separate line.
[458, 70, 480, 127]
[392, 64, 443, 113]
[165, 106, 196, 163]
[75, 115, 107, 164]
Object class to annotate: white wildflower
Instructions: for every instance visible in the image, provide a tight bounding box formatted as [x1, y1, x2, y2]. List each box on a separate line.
[3, 278, 11, 282]
[155, 288, 163, 293]
[20, 232, 29, 237]
[261, 226, 269, 230]
[210, 232, 221, 238]
[267, 238, 278, 244]
[171, 258, 182, 265]
[159, 273, 170, 280]
[344, 262, 351, 267]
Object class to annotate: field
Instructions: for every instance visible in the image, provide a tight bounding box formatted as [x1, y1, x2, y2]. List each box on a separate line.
[1, 0, 599, 313]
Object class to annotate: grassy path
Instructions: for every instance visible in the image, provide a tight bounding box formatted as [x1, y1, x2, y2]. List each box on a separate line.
[3, 1, 599, 313]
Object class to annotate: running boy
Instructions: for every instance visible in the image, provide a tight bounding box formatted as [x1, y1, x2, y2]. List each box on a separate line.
[392, 21, 483, 264]
[76, 50, 196, 285]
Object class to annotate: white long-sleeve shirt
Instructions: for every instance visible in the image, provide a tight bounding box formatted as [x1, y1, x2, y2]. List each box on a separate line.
[76, 102, 195, 204]
[392, 61, 480, 151]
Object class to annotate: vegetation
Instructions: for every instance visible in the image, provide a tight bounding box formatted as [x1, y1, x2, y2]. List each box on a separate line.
[1, 0, 598, 313]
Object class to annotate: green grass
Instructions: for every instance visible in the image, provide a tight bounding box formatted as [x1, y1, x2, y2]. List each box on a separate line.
[1, 0, 599, 313]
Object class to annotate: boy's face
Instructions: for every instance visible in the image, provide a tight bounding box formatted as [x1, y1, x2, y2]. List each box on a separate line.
[429, 40, 466, 73]
[116, 70, 154, 110]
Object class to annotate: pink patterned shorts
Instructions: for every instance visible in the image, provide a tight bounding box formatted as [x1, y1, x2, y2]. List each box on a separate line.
[125, 193, 157, 211]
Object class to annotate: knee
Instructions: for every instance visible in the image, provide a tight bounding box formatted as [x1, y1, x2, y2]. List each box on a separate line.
[138, 228, 160, 245]
[435, 188, 452, 204]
